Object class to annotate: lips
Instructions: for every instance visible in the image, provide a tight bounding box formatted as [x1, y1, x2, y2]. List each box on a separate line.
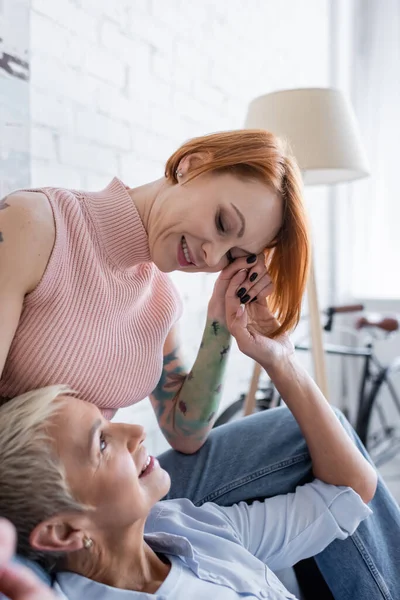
[138, 455, 158, 478]
[139, 455, 151, 476]
[177, 236, 195, 267]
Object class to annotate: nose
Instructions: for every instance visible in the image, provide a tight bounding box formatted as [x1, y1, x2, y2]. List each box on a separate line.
[125, 424, 146, 453]
[202, 241, 228, 269]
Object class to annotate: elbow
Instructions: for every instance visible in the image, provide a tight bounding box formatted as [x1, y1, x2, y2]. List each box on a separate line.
[166, 433, 207, 455]
[358, 465, 378, 504]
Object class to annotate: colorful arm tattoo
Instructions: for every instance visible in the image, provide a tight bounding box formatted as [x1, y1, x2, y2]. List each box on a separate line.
[150, 318, 231, 450]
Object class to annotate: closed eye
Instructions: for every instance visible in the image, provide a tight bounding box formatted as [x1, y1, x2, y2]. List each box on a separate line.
[216, 213, 225, 233]
[216, 212, 235, 264]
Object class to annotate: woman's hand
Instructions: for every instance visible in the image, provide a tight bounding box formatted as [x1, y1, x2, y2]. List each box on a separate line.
[224, 270, 294, 370]
[0, 519, 56, 600]
[207, 254, 272, 323]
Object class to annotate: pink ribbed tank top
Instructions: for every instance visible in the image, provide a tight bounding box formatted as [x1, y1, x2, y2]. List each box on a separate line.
[0, 178, 182, 419]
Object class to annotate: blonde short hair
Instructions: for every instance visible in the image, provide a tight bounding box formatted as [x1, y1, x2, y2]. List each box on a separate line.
[0, 386, 84, 569]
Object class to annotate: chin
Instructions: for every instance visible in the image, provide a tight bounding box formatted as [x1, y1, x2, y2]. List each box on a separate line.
[159, 469, 172, 497]
[157, 265, 172, 273]
[151, 255, 173, 273]
[147, 465, 171, 500]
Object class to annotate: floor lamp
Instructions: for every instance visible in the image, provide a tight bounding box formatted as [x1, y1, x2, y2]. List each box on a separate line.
[243, 88, 369, 412]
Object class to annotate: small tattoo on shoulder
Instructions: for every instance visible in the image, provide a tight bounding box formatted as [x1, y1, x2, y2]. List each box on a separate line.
[0, 196, 10, 211]
[211, 320, 220, 335]
[0, 232, 3, 242]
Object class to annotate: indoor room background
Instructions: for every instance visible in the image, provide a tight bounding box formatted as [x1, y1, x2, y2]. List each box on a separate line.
[1, 0, 399, 499]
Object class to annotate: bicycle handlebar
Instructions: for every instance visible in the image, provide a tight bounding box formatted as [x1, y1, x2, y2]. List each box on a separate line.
[326, 304, 364, 314]
[324, 304, 364, 332]
[355, 316, 400, 333]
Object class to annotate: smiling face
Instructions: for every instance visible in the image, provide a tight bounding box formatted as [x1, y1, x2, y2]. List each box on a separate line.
[147, 171, 283, 273]
[49, 397, 170, 532]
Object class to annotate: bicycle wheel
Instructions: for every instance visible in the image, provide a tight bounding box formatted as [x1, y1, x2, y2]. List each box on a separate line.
[356, 368, 400, 470]
[213, 385, 281, 428]
[213, 396, 246, 428]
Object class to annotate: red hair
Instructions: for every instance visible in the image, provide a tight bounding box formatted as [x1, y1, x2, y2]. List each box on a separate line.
[165, 130, 310, 337]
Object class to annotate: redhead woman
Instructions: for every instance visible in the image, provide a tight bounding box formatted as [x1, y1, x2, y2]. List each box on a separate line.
[0, 130, 398, 597]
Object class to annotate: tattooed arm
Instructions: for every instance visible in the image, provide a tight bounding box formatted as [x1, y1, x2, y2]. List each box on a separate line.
[149, 255, 270, 453]
[149, 319, 231, 454]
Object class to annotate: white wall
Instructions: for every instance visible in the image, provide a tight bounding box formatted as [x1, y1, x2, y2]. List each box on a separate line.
[0, 0, 30, 196]
[29, 0, 331, 455]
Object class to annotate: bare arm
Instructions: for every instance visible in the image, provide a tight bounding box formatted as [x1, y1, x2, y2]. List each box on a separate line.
[150, 255, 272, 454]
[0, 192, 54, 381]
[227, 270, 377, 504]
[149, 319, 231, 454]
[266, 358, 377, 503]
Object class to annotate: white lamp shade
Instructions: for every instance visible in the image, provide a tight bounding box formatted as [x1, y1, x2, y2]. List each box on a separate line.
[245, 88, 370, 185]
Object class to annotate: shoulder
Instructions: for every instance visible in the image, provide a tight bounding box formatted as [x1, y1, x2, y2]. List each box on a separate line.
[0, 190, 55, 292]
[3, 190, 54, 226]
[146, 499, 238, 539]
[1, 190, 54, 233]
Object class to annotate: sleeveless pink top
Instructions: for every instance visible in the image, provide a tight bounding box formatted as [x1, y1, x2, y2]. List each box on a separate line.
[0, 178, 182, 419]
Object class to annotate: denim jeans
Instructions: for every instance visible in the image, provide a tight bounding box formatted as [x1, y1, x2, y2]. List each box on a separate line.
[158, 406, 400, 600]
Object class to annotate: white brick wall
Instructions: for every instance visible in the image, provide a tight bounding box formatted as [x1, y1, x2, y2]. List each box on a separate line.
[29, 0, 331, 455]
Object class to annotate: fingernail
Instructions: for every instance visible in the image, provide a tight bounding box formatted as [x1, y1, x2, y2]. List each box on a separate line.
[237, 287, 246, 298]
[240, 294, 251, 304]
[246, 254, 257, 264]
[249, 272, 258, 282]
[236, 304, 245, 318]
[250, 296, 258, 303]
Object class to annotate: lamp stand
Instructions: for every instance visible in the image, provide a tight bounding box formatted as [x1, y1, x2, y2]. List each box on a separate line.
[243, 362, 262, 416]
[307, 254, 329, 398]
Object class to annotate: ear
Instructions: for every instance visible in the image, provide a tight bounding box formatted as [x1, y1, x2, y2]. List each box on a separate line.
[177, 152, 210, 178]
[30, 515, 88, 554]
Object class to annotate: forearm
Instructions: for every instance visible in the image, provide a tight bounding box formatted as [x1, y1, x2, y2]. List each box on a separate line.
[266, 357, 377, 502]
[173, 318, 231, 442]
[152, 318, 231, 453]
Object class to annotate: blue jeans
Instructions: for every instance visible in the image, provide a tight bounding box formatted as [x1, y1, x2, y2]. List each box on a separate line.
[158, 406, 400, 600]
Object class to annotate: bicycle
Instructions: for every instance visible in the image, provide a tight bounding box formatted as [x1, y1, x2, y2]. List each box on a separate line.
[213, 304, 400, 473]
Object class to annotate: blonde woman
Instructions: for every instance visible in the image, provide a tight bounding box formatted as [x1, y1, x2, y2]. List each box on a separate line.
[1, 290, 395, 599]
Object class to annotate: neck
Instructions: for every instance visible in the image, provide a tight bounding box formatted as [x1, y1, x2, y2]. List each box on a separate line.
[65, 521, 170, 594]
[127, 178, 168, 236]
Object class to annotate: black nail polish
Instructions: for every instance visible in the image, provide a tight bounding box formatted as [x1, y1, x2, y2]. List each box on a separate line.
[237, 287, 246, 298]
[250, 296, 258, 303]
[249, 272, 258, 282]
[246, 254, 257, 264]
[240, 294, 251, 304]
